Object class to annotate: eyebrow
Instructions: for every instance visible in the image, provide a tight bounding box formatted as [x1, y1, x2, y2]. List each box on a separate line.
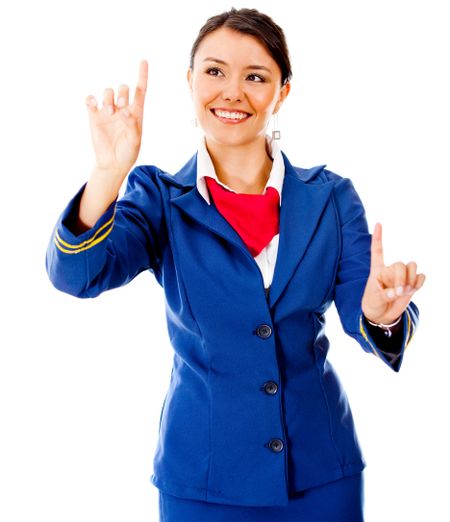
[203, 57, 272, 73]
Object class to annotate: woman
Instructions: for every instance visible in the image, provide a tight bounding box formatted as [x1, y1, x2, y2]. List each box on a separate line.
[46, 8, 425, 522]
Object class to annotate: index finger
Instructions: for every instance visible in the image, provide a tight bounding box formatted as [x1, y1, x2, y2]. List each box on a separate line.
[133, 59, 148, 110]
[370, 222, 385, 271]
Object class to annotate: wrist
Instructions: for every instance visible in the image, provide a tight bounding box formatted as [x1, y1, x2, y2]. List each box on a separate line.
[92, 164, 129, 183]
[365, 315, 403, 329]
[90, 166, 128, 198]
[363, 313, 404, 339]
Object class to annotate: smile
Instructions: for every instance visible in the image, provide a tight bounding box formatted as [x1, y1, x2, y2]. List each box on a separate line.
[211, 109, 251, 123]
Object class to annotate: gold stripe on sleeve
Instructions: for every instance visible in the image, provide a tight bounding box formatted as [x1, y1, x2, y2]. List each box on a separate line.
[359, 314, 381, 359]
[54, 216, 115, 254]
[55, 214, 115, 249]
[404, 308, 413, 348]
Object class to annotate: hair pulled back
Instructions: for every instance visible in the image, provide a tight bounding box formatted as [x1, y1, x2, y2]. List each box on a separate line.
[190, 8, 292, 86]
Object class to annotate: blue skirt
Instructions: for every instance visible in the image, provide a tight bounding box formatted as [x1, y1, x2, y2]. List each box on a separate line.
[158, 472, 364, 521]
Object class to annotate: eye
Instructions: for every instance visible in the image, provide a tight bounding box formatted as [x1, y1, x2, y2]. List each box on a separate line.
[205, 67, 224, 77]
[247, 73, 265, 83]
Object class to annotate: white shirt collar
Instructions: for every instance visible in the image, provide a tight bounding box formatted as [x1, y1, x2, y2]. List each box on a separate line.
[196, 135, 285, 205]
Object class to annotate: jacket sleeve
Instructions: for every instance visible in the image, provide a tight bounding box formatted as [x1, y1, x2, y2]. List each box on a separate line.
[331, 176, 419, 372]
[45, 165, 166, 298]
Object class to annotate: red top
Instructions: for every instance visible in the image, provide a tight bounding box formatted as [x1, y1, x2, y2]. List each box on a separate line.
[205, 176, 280, 257]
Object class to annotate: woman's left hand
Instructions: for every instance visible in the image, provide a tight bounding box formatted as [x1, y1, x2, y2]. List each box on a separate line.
[361, 223, 426, 324]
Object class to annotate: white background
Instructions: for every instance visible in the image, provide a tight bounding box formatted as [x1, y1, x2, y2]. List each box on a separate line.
[1, 0, 447, 520]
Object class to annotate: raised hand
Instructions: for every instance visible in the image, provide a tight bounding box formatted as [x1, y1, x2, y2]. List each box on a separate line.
[85, 60, 148, 176]
[361, 223, 426, 324]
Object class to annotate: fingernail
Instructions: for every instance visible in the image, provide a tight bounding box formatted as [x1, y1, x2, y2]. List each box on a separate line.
[405, 285, 414, 294]
[396, 286, 404, 296]
[387, 289, 395, 298]
[108, 105, 114, 115]
[118, 97, 126, 107]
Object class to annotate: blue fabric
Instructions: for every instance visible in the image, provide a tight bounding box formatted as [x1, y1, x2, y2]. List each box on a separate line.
[159, 472, 364, 521]
[46, 152, 419, 507]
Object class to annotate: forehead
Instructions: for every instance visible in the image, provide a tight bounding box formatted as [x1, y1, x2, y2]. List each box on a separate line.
[194, 27, 277, 68]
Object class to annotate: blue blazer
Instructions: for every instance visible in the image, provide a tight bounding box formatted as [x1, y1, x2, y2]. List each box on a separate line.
[46, 152, 419, 507]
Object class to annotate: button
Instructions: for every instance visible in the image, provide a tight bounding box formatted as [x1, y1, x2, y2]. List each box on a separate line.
[263, 381, 278, 395]
[268, 438, 284, 452]
[256, 324, 272, 339]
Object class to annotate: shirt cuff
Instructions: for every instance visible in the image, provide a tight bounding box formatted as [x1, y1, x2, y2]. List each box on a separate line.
[358, 308, 414, 372]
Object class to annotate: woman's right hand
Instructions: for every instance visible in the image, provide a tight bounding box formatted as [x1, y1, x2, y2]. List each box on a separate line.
[85, 60, 148, 179]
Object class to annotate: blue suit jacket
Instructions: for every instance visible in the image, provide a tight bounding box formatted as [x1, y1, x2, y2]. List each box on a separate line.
[46, 152, 419, 507]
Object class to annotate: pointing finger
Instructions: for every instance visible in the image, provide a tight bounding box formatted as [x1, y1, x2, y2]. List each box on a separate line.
[370, 222, 385, 272]
[133, 59, 148, 111]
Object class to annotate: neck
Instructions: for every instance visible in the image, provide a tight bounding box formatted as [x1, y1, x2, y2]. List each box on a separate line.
[205, 136, 273, 194]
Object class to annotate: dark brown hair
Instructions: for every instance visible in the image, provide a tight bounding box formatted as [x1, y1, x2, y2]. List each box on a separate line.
[190, 8, 292, 85]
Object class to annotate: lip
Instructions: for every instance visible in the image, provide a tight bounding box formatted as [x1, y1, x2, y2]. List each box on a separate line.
[210, 108, 252, 124]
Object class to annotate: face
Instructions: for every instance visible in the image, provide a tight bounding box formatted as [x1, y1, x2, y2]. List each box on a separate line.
[187, 27, 290, 148]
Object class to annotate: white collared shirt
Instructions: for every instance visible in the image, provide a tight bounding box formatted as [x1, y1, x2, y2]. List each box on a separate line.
[196, 135, 285, 289]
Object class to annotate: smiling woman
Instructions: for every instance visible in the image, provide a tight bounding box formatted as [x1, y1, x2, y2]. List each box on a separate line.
[187, 15, 291, 194]
[187, 26, 290, 190]
[45, 7, 425, 522]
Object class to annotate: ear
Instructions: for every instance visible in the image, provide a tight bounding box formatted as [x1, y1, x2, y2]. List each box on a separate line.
[187, 68, 193, 93]
[274, 81, 291, 114]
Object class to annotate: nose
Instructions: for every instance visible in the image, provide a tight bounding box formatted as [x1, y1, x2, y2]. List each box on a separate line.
[221, 76, 244, 103]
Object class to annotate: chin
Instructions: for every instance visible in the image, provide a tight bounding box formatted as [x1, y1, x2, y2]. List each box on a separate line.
[204, 129, 264, 149]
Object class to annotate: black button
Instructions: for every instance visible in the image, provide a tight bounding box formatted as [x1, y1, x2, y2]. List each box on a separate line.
[268, 438, 284, 453]
[263, 381, 278, 395]
[256, 324, 272, 339]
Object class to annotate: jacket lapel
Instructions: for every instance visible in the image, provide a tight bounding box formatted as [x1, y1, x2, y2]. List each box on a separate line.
[160, 154, 253, 257]
[159, 152, 335, 307]
[268, 154, 335, 307]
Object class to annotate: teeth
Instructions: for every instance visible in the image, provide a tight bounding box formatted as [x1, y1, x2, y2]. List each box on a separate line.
[214, 109, 248, 120]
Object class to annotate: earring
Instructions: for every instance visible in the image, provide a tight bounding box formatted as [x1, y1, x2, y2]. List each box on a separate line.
[191, 117, 198, 127]
[272, 112, 281, 140]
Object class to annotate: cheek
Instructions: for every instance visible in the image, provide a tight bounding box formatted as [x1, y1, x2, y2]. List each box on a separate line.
[192, 78, 218, 108]
[251, 89, 279, 115]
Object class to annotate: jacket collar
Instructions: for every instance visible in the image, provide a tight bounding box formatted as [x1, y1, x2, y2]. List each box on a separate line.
[158, 152, 333, 307]
[195, 135, 285, 205]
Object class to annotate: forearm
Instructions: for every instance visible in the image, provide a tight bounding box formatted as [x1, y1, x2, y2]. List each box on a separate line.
[76, 166, 128, 233]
